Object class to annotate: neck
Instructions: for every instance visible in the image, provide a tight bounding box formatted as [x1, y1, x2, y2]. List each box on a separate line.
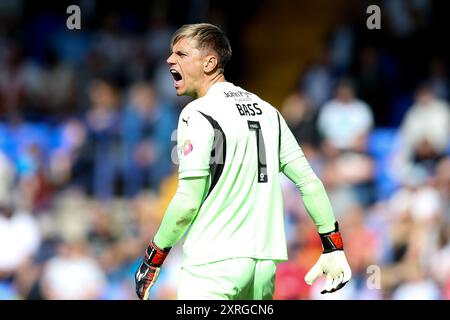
[196, 73, 226, 98]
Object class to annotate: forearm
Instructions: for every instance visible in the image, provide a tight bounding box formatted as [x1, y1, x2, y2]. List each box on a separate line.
[282, 156, 336, 233]
[153, 175, 209, 249]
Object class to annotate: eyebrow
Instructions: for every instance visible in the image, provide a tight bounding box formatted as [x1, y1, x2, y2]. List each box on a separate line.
[174, 50, 187, 55]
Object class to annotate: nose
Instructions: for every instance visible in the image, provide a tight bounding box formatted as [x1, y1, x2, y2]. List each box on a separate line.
[166, 53, 175, 65]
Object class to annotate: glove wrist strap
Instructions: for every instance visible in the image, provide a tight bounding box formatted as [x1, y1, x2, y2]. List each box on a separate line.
[145, 240, 171, 267]
[319, 222, 344, 253]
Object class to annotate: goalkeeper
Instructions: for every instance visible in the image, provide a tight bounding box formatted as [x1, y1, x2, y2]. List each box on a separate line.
[135, 23, 351, 300]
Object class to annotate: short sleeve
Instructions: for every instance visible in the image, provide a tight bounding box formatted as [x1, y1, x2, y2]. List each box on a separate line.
[177, 108, 214, 179]
[278, 111, 304, 170]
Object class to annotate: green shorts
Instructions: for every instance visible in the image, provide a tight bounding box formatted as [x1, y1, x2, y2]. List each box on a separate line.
[177, 258, 277, 300]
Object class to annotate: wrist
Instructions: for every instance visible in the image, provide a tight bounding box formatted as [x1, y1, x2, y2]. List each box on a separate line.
[319, 222, 344, 253]
[145, 240, 171, 267]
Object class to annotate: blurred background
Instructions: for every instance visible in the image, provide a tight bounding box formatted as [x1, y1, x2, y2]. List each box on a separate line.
[0, 0, 449, 300]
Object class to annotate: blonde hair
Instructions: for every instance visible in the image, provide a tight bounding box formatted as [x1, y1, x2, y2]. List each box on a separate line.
[171, 23, 232, 72]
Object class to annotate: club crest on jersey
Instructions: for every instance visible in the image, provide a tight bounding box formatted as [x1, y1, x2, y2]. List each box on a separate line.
[181, 139, 193, 156]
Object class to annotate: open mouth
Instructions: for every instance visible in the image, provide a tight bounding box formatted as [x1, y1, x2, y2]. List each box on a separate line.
[170, 69, 183, 82]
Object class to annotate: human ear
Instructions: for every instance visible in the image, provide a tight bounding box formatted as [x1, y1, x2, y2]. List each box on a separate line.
[204, 55, 218, 73]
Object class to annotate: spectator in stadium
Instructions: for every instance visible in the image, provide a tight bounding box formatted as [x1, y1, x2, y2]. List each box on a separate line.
[0, 43, 27, 120]
[391, 262, 442, 300]
[316, 79, 377, 207]
[49, 118, 88, 190]
[40, 239, 107, 300]
[0, 151, 41, 279]
[17, 143, 54, 213]
[76, 79, 122, 200]
[428, 58, 449, 101]
[24, 48, 77, 119]
[355, 46, 386, 125]
[399, 83, 450, 178]
[317, 77, 374, 154]
[300, 51, 335, 109]
[280, 91, 320, 151]
[121, 82, 177, 196]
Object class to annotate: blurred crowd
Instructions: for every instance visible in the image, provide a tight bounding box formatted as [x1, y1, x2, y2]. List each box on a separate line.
[275, 0, 450, 300]
[0, 0, 449, 300]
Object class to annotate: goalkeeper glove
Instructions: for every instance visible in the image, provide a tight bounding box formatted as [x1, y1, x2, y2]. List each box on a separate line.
[305, 222, 352, 294]
[135, 240, 171, 300]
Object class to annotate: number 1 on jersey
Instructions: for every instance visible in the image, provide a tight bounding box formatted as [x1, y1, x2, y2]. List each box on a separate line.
[247, 120, 268, 183]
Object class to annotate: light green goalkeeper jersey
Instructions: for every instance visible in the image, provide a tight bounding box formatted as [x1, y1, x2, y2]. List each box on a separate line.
[154, 81, 336, 267]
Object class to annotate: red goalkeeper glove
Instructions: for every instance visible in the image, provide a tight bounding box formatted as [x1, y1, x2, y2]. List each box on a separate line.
[305, 222, 352, 294]
[135, 240, 171, 300]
